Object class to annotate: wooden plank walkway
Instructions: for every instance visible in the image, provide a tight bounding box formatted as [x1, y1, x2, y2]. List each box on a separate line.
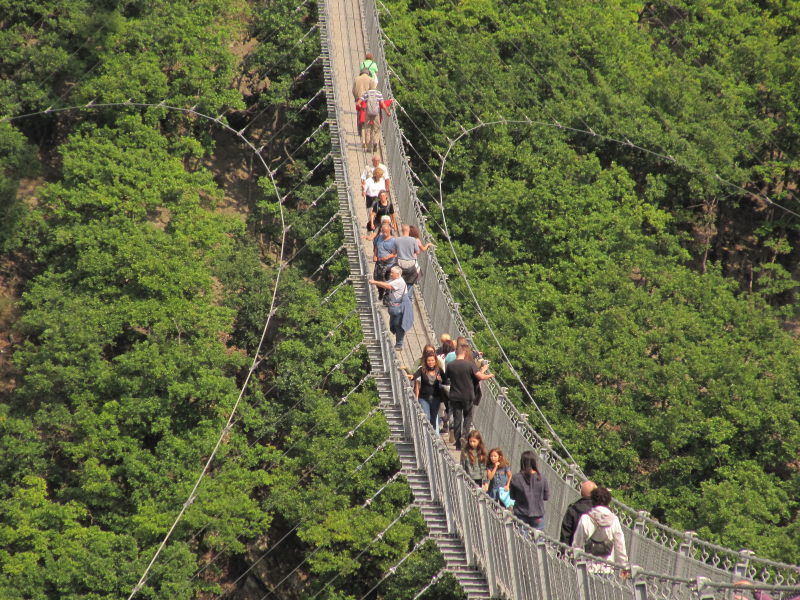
[327, 0, 461, 466]
[328, 0, 438, 374]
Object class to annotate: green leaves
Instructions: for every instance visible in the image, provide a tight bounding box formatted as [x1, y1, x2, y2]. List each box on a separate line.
[0, 476, 141, 600]
[385, 0, 800, 562]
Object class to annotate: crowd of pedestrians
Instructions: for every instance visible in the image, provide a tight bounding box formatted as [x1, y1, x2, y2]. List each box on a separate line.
[348, 48, 800, 599]
[354, 52, 632, 575]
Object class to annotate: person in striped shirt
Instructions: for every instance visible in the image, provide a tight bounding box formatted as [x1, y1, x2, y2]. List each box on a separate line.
[359, 88, 391, 151]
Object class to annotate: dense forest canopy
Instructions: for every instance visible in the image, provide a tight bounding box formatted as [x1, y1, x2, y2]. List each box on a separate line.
[381, 0, 800, 562]
[1, 0, 799, 597]
[0, 0, 456, 598]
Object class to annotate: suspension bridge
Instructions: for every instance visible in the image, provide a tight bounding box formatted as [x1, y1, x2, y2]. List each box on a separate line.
[318, 0, 800, 598]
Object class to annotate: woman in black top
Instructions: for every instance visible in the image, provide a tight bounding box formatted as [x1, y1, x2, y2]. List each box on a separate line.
[368, 190, 397, 232]
[414, 353, 447, 429]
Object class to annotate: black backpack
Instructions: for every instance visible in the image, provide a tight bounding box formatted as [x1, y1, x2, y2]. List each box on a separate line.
[584, 520, 614, 557]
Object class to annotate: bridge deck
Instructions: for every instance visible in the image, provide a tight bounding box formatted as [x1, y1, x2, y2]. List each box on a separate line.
[328, 0, 437, 370]
[320, 0, 800, 596]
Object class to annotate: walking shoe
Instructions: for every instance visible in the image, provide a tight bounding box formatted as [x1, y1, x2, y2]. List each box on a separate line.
[394, 344, 403, 350]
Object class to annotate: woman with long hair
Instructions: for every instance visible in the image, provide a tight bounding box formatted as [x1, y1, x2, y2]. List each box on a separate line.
[486, 447, 512, 503]
[509, 450, 549, 530]
[460, 430, 487, 488]
[407, 224, 433, 253]
[414, 352, 447, 429]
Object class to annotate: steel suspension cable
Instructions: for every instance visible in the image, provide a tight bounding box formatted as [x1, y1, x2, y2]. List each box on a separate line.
[355, 536, 432, 600]
[307, 505, 416, 600]
[255, 468, 405, 600]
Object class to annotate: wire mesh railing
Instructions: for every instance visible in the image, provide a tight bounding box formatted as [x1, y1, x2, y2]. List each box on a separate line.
[355, 0, 800, 588]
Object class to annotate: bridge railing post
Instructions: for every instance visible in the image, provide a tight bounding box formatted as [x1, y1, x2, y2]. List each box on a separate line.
[628, 510, 649, 567]
[673, 531, 696, 579]
[535, 534, 554, 600]
[503, 516, 524, 600]
[633, 580, 649, 600]
[575, 561, 593, 600]
[733, 549, 754, 581]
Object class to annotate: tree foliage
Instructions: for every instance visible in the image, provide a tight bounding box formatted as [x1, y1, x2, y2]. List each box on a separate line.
[382, 0, 800, 561]
[0, 1, 451, 598]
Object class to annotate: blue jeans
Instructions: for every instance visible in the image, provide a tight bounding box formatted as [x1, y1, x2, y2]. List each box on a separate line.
[517, 515, 544, 531]
[388, 304, 405, 347]
[418, 396, 440, 429]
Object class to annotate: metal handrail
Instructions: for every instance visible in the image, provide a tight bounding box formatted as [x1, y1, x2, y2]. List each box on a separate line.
[318, 0, 800, 595]
[356, 0, 800, 588]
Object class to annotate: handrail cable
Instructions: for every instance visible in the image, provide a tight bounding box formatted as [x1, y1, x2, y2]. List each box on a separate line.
[255, 469, 405, 600]
[365, 4, 800, 580]
[307, 505, 416, 600]
[355, 536, 432, 600]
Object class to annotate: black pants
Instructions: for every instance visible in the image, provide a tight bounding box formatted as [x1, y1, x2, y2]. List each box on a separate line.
[366, 195, 378, 211]
[373, 260, 394, 299]
[451, 400, 473, 450]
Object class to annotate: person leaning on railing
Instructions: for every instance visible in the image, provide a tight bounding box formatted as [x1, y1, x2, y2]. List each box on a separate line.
[369, 265, 413, 350]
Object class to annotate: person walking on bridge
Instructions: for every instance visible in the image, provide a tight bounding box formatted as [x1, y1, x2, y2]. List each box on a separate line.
[353, 68, 374, 137]
[361, 155, 390, 197]
[510, 450, 549, 531]
[359, 87, 391, 152]
[447, 342, 494, 449]
[367, 191, 397, 233]
[369, 265, 413, 350]
[395, 224, 421, 293]
[363, 166, 387, 211]
[360, 52, 379, 86]
[560, 480, 597, 545]
[371, 218, 396, 300]
[353, 68, 373, 102]
[572, 486, 628, 573]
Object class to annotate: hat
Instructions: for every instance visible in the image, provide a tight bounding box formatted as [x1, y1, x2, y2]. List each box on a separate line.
[380, 215, 391, 222]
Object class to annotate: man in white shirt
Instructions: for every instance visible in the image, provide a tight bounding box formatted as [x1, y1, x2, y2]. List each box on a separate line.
[361, 155, 390, 196]
[369, 266, 413, 350]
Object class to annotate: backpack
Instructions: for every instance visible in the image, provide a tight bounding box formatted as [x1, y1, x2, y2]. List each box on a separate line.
[361, 59, 377, 76]
[400, 263, 419, 286]
[584, 519, 614, 557]
[365, 91, 381, 119]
